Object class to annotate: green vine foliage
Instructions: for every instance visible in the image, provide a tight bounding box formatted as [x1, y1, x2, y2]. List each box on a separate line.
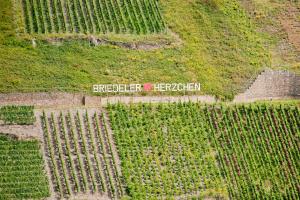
[108, 102, 300, 199]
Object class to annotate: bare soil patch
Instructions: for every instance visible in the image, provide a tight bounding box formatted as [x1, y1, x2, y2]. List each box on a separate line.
[280, 4, 300, 51]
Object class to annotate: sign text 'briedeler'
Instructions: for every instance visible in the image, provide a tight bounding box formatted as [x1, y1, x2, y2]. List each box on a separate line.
[93, 83, 201, 93]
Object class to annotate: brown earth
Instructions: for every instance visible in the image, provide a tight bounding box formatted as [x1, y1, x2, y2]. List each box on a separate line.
[280, 3, 300, 52]
[240, 1, 300, 69]
[0, 124, 39, 139]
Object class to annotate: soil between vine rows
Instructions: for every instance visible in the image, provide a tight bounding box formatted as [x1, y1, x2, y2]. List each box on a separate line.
[40, 109, 123, 199]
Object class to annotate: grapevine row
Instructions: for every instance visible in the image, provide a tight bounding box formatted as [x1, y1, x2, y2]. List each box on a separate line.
[40, 110, 123, 198]
[108, 102, 300, 199]
[20, 0, 166, 35]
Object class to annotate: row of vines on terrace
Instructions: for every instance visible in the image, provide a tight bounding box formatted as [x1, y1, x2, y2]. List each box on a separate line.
[40, 109, 123, 199]
[20, 0, 166, 35]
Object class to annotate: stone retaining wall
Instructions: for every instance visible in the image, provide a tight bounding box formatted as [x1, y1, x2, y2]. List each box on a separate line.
[0, 92, 84, 107]
[234, 69, 300, 102]
[0, 93, 216, 108]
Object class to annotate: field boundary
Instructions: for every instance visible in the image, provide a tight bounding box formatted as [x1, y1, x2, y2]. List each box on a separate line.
[0, 69, 299, 108]
[0, 92, 298, 109]
[0, 93, 217, 108]
[0, 124, 39, 139]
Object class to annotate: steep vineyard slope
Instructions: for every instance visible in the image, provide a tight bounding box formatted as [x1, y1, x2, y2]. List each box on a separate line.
[108, 102, 300, 199]
[39, 109, 123, 199]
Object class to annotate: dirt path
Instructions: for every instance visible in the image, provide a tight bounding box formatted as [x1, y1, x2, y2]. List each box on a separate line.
[0, 93, 216, 108]
[0, 124, 39, 139]
[280, 3, 300, 51]
[0, 92, 85, 108]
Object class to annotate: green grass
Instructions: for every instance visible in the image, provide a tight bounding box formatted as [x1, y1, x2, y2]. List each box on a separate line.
[0, 0, 298, 99]
[240, 0, 300, 71]
[108, 102, 300, 199]
[0, 134, 50, 200]
[0, 105, 35, 125]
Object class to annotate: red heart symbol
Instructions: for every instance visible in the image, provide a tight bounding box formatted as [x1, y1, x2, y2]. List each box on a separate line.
[143, 83, 153, 91]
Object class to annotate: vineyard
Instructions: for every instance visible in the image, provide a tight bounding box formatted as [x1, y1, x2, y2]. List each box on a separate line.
[0, 102, 298, 199]
[206, 104, 300, 199]
[19, 0, 166, 35]
[108, 102, 300, 199]
[108, 103, 228, 199]
[0, 106, 35, 125]
[0, 134, 49, 200]
[40, 109, 123, 199]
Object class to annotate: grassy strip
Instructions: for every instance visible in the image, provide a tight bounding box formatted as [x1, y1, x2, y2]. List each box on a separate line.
[3, 0, 298, 99]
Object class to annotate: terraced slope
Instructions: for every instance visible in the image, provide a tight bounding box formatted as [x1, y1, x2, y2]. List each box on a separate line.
[0, 134, 49, 200]
[108, 103, 300, 199]
[19, 0, 165, 35]
[40, 109, 123, 199]
[1, 0, 276, 98]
